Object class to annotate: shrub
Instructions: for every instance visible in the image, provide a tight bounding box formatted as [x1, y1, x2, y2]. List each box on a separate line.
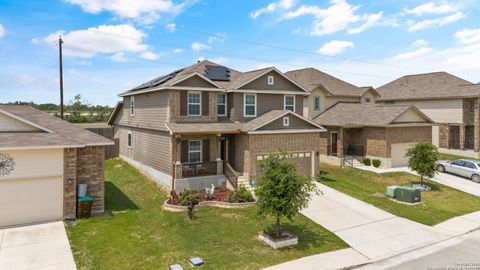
[227, 185, 255, 203]
[372, 159, 381, 168]
[179, 189, 200, 220]
[363, 158, 371, 166]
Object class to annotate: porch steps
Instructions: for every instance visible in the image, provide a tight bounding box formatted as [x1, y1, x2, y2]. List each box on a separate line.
[237, 176, 255, 192]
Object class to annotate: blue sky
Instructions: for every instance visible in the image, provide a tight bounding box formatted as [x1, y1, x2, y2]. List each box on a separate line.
[0, 0, 479, 105]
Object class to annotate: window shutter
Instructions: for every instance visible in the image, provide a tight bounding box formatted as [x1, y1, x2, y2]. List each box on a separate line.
[202, 92, 209, 116]
[181, 140, 188, 163]
[180, 92, 188, 116]
[202, 139, 210, 162]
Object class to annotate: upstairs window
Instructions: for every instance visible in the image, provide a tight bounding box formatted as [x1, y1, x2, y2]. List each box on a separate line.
[314, 96, 321, 111]
[217, 93, 226, 116]
[188, 140, 202, 163]
[127, 132, 132, 148]
[188, 92, 201, 116]
[130, 96, 135, 116]
[244, 94, 257, 117]
[268, 75, 274, 85]
[284, 95, 295, 111]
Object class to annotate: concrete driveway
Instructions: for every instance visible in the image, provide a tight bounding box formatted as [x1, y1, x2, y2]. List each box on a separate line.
[301, 183, 455, 261]
[0, 222, 76, 270]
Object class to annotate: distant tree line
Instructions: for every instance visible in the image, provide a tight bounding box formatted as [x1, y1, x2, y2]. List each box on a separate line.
[2, 94, 114, 123]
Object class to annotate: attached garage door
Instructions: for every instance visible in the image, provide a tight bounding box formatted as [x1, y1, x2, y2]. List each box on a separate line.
[0, 177, 63, 227]
[255, 151, 315, 177]
[391, 143, 415, 167]
[0, 148, 64, 228]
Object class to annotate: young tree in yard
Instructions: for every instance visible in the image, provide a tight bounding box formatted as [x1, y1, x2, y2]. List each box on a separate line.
[405, 141, 439, 189]
[256, 151, 318, 239]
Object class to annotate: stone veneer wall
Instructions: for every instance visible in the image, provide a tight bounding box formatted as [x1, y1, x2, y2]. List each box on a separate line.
[63, 146, 105, 219]
[439, 124, 450, 149]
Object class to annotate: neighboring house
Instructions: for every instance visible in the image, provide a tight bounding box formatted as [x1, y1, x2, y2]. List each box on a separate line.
[285, 68, 379, 119]
[0, 105, 112, 228]
[313, 103, 435, 168]
[376, 72, 480, 158]
[109, 60, 326, 192]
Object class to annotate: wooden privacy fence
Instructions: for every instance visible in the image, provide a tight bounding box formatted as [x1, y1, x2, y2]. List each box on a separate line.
[84, 127, 119, 159]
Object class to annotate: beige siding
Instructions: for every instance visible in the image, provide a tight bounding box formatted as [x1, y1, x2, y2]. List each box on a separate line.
[392, 108, 429, 123]
[117, 127, 172, 175]
[240, 70, 304, 92]
[119, 91, 170, 129]
[0, 149, 63, 180]
[361, 90, 376, 104]
[175, 75, 217, 88]
[231, 93, 304, 122]
[304, 87, 361, 120]
[381, 99, 463, 123]
[0, 113, 40, 132]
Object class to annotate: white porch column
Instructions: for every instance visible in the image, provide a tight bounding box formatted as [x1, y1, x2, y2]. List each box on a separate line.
[175, 136, 182, 180]
[216, 134, 223, 175]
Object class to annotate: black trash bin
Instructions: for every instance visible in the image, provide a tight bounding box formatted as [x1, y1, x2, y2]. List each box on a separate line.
[77, 195, 94, 218]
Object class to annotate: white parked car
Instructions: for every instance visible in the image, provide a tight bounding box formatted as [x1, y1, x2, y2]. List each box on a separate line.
[435, 159, 480, 183]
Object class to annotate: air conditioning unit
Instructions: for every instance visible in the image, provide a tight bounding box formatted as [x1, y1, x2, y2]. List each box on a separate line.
[395, 186, 421, 203]
[386, 185, 398, 198]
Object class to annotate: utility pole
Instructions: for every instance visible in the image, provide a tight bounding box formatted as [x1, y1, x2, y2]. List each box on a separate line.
[58, 35, 64, 119]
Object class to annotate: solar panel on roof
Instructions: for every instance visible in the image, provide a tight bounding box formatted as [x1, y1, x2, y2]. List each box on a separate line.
[128, 68, 184, 92]
[205, 65, 230, 81]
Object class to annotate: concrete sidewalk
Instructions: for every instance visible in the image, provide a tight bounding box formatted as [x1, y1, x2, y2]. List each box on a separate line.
[0, 222, 76, 270]
[265, 183, 480, 270]
[354, 164, 480, 197]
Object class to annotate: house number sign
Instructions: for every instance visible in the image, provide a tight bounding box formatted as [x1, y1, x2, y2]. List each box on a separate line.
[0, 153, 15, 176]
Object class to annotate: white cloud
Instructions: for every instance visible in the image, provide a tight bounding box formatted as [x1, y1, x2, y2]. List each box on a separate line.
[191, 42, 209, 51]
[42, 24, 149, 58]
[139, 51, 159, 61]
[408, 11, 464, 31]
[317, 40, 354, 56]
[0, 24, 4, 38]
[208, 33, 227, 44]
[65, 0, 188, 24]
[455, 28, 480, 45]
[412, 39, 429, 47]
[391, 47, 432, 60]
[251, 0, 297, 19]
[283, 0, 383, 36]
[110, 52, 128, 62]
[166, 23, 176, 32]
[405, 1, 460, 16]
[173, 48, 183, 53]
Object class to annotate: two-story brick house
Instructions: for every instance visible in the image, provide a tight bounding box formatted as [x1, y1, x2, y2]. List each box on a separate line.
[109, 60, 325, 192]
[376, 72, 480, 158]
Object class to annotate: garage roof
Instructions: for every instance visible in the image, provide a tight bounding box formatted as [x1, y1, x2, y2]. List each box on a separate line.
[0, 105, 113, 150]
[313, 103, 435, 127]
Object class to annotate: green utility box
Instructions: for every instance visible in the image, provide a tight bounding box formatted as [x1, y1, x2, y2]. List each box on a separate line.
[395, 187, 421, 203]
[386, 185, 398, 198]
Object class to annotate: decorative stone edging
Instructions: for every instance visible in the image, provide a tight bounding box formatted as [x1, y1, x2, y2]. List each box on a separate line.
[163, 199, 256, 212]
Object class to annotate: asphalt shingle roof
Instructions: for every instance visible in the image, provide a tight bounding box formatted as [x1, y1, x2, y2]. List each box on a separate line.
[313, 103, 431, 127]
[0, 105, 113, 149]
[377, 72, 480, 101]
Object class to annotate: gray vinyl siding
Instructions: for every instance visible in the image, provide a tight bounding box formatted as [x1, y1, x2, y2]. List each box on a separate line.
[240, 70, 304, 92]
[259, 115, 317, 130]
[231, 93, 304, 122]
[116, 126, 172, 175]
[119, 91, 170, 130]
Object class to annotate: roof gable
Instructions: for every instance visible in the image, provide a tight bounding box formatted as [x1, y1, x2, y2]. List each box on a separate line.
[232, 68, 309, 92]
[243, 110, 324, 131]
[0, 108, 51, 133]
[391, 107, 432, 123]
[169, 72, 222, 88]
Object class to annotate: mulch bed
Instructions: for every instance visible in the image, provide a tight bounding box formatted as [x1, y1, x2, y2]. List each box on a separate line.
[168, 186, 231, 205]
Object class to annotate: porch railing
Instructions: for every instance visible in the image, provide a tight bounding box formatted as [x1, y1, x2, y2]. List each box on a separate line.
[344, 145, 365, 166]
[182, 162, 218, 178]
[223, 161, 239, 189]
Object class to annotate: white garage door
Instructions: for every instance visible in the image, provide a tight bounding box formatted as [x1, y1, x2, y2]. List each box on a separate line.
[391, 143, 415, 168]
[0, 177, 63, 227]
[0, 148, 64, 228]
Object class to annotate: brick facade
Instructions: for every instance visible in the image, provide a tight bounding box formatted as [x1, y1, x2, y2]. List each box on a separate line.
[63, 146, 105, 218]
[169, 90, 217, 122]
[439, 123, 449, 149]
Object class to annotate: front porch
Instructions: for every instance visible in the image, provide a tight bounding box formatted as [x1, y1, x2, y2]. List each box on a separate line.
[172, 133, 241, 192]
[324, 127, 366, 166]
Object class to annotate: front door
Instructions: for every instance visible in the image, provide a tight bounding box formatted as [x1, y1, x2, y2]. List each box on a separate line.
[331, 132, 338, 156]
[220, 138, 227, 161]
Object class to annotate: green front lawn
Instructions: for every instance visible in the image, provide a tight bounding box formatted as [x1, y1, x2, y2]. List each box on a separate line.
[319, 163, 480, 226]
[437, 152, 479, 161]
[67, 159, 347, 270]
